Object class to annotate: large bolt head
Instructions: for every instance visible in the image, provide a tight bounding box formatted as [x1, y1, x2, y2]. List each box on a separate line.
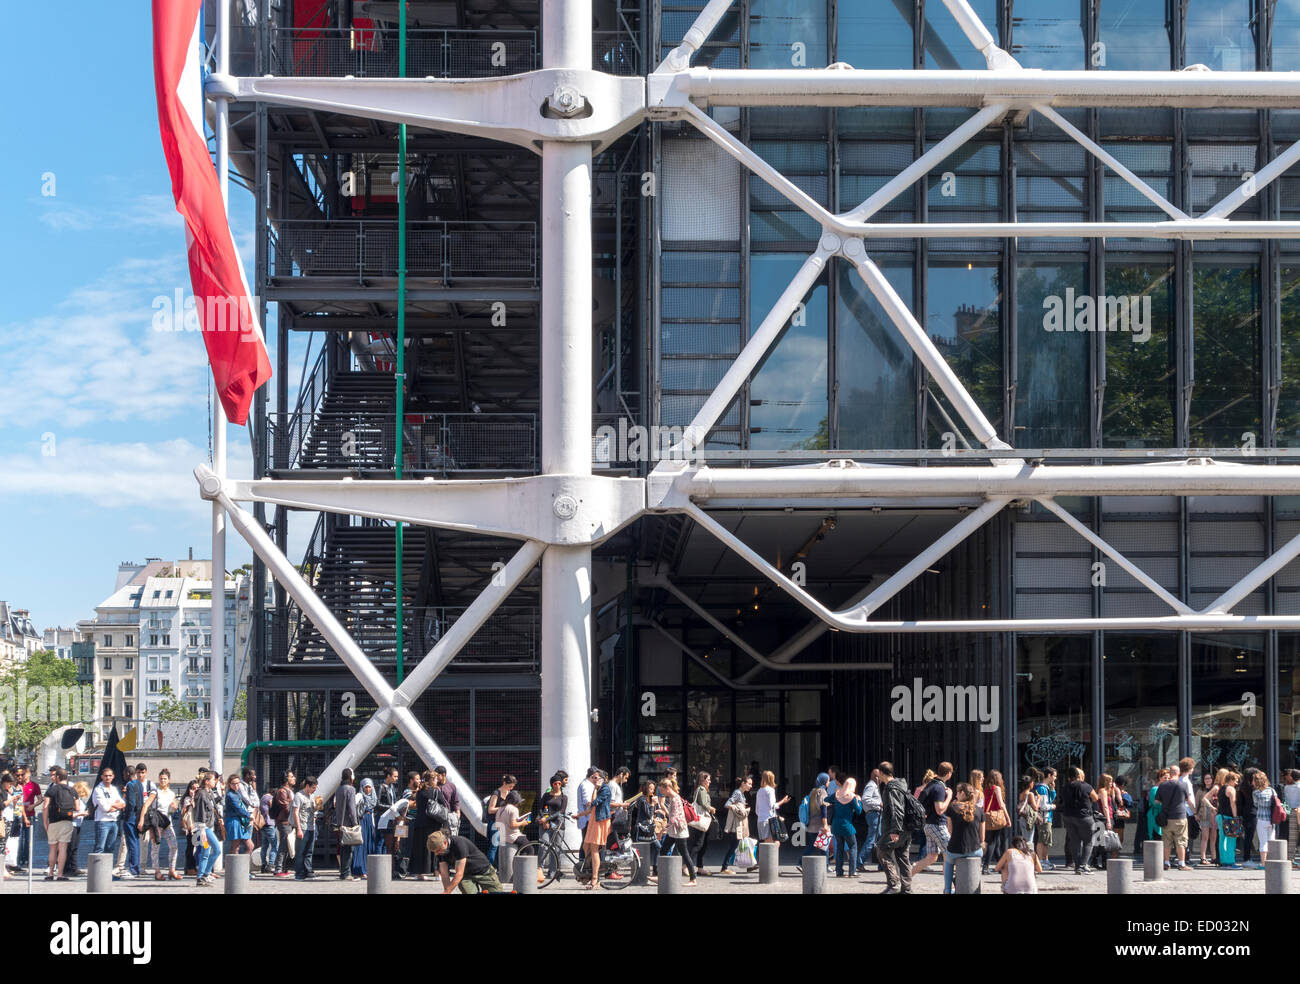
[553, 493, 579, 520]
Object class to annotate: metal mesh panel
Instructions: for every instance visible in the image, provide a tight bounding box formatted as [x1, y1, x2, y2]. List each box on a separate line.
[410, 690, 471, 747]
[474, 690, 541, 746]
[1191, 591, 1266, 615]
[276, 222, 357, 276]
[1015, 521, 1084, 553]
[662, 139, 743, 242]
[475, 750, 541, 799]
[1100, 519, 1178, 552]
[661, 359, 731, 391]
[1015, 556, 1093, 588]
[445, 34, 536, 76]
[1102, 556, 1179, 592]
[1190, 520, 1264, 553]
[272, 28, 535, 78]
[1100, 591, 1175, 617]
[447, 224, 537, 280]
[1016, 593, 1091, 618]
[662, 323, 742, 355]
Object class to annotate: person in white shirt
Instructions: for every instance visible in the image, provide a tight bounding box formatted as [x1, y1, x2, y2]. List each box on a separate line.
[756, 770, 790, 843]
[92, 768, 127, 862]
[857, 768, 884, 872]
[575, 767, 597, 834]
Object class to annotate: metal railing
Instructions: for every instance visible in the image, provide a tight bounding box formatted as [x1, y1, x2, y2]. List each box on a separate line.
[271, 27, 537, 78]
[267, 411, 538, 474]
[276, 604, 539, 670]
[269, 219, 537, 284]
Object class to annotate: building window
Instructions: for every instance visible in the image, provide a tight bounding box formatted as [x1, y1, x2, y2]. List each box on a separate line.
[189, 657, 199, 674]
[149, 635, 159, 647]
[103, 634, 112, 647]
[102, 657, 111, 672]
[203, 702, 210, 717]
[152, 590, 160, 599]
[124, 703, 133, 718]
[125, 634, 133, 647]
[148, 679, 160, 694]
[188, 703, 198, 715]
[160, 656, 170, 672]
[125, 657, 133, 671]
[203, 658, 212, 674]
[102, 681, 111, 697]
[203, 634, 211, 647]
[189, 634, 199, 647]
[147, 656, 158, 672]
[165, 590, 173, 599]
[103, 703, 112, 719]
[123, 681, 134, 697]
[161, 635, 169, 647]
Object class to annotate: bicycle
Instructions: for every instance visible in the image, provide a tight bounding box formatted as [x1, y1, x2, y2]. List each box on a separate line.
[516, 812, 640, 889]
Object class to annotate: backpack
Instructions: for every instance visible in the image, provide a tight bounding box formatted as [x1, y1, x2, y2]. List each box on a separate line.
[798, 794, 810, 827]
[48, 783, 75, 823]
[901, 786, 927, 832]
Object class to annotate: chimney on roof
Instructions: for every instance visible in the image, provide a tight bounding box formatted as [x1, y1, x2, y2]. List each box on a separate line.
[188, 547, 193, 560]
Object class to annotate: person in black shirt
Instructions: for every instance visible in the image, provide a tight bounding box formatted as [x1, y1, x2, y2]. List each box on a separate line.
[910, 762, 953, 878]
[942, 782, 985, 894]
[430, 830, 503, 894]
[1060, 767, 1099, 875]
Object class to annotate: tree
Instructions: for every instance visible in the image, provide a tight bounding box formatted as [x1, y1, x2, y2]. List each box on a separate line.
[231, 689, 247, 721]
[155, 683, 197, 723]
[0, 650, 83, 754]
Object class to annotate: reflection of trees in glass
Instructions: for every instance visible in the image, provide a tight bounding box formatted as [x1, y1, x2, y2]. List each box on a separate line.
[1190, 264, 1260, 447]
[1015, 262, 1088, 447]
[1276, 267, 1300, 446]
[837, 263, 915, 449]
[1103, 264, 1175, 447]
[925, 264, 1003, 444]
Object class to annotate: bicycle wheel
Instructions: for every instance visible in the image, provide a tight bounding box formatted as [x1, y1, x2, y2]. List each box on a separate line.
[515, 841, 557, 889]
[599, 843, 639, 889]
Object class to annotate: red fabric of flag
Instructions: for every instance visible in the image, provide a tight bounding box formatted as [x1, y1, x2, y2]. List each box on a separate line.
[152, 0, 271, 425]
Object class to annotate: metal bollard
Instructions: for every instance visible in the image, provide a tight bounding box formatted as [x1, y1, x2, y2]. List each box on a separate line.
[512, 853, 538, 894]
[802, 861, 826, 894]
[631, 841, 653, 886]
[759, 842, 780, 884]
[87, 853, 113, 894]
[497, 841, 516, 884]
[224, 853, 250, 894]
[1265, 858, 1291, 894]
[1143, 840, 1163, 881]
[1269, 838, 1288, 862]
[658, 855, 684, 894]
[367, 855, 391, 894]
[955, 856, 982, 894]
[1107, 860, 1132, 894]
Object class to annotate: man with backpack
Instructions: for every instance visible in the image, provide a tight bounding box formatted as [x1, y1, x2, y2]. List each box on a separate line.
[878, 761, 920, 895]
[42, 767, 77, 881]
[271, 770, 296, 877]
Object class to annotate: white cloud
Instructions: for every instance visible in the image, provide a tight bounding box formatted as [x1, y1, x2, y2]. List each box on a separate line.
[35, 193, 183, 234]
[0, 436, 252, 510]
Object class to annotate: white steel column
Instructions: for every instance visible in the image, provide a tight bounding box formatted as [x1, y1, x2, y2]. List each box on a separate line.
[540, 0, 593, 846]
[210, 0, 230, 775]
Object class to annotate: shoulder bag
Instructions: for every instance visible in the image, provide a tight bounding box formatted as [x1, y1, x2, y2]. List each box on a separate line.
[985, 788, 1010, 831]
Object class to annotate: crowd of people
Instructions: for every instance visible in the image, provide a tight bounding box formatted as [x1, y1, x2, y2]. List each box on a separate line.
[3, 754, 1296, 893]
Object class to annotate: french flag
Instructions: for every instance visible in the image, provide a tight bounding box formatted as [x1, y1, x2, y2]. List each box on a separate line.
[152, 0, 271, 426]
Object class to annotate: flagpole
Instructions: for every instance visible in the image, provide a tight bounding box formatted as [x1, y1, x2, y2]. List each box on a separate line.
[210, 0, 229, 777]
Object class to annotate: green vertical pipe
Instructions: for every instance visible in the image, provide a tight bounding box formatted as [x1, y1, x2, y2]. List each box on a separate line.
[394, 1, 408, 683]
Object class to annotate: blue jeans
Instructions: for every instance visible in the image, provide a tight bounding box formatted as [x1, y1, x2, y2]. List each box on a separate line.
[295, 828, 317, 878]
[834, 831, 858, 876]
[194, 825, 222, 879]
[858, 811, 881, 866]
[261, 824, 278, 868]
[124, 820, 140, 875]
[943, 848, 983, 894]
[93, 820, 120, 859]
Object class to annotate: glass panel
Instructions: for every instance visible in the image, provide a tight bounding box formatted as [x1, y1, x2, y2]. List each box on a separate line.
[1104, 635, 1179, 790]
[836, 259, 916, 449]
[924, 0, 997, 69]
[735, 732, 780, 790]
[784, 731, 821, 803]
[687, 732, 732, 795]
[735, 691, 781, 728]
[1017, 636, 1091, 779]
[1190, 262, 1261, 447]
[748, 0, 827, 69]
[925, 258, 1004, 442]
[1278, 265, 1300, 446]
[638, 731, 684, 777]
[1015, 258, 1089, 446]
[1279, 635, 1300, 768]
[1186, 0, 1256, 71]
[1097, 0, 1170, 70]
[749, 254, 829, 450]
[1190, 634, 1265, 771]
[784, 691, 821, 727]
[1102, 261, 1176, 447]
[687, 690, 731, 731]
[1277, 0, 1300, 70]
[837, 2, 912, 69]
[661, 139, 742, 241]
[1011, 0, 1086, 69]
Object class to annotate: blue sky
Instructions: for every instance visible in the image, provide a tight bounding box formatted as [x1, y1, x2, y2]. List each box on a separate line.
[0, 4, 302, 629]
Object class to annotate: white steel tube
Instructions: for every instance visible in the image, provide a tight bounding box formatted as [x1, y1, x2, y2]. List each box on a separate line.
[541, 0, 593, 854]
[1036, 497, 1193, 615]
[846, 248, 1004, 447]
[211, 0, 231, 776]
[1202, 135, 1300, 219]
[1203, 528, 1300, 614]
[843, 104, 1009, 222]
[675, 69, 1300, 108]
[684, 462, 1300, 498]
[1034, 105, 1188, 221]
[845, 219, 1300, 239]
[390, 706, 488, 834]
[679, 247, 830, 452]
[938, 0, 998, 57]
[655, 0, 735, 72]
[313, 708, 393, 806]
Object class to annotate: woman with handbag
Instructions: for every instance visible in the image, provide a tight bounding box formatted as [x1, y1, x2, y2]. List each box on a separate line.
[687, 772, 715, 876]
[1216, 769, 1242, 869]
[353, 778, 377, 878]
[719, 775, 753, 874]
[630, 779, 663, 880]
[659, 778, 697, 885]
[756, 771, 790, 844]
[1088, 773, 1115, 869]
[139, 769, 180, 881]
[803, 772, 831, 867]
[333, 768, 361, 881]
[224, 774, 254, 858]
[981, 770, 1011, 875]
[1251, 771, 1280, 866]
